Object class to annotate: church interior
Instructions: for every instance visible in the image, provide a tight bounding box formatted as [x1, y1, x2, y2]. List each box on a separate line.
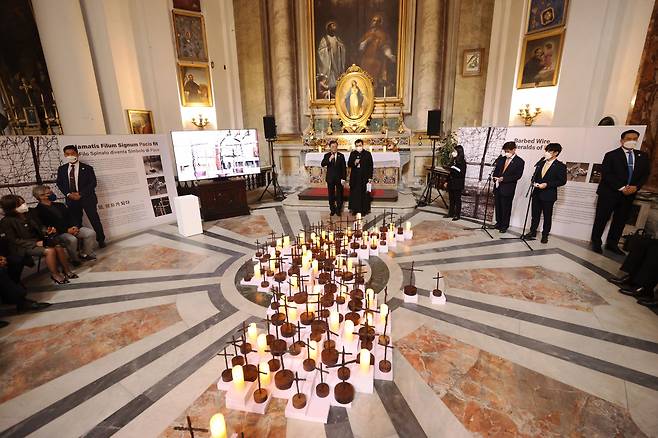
[1, 0, 658, 436]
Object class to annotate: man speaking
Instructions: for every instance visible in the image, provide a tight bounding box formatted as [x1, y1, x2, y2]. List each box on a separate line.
[492, 141, 525, 233]
[590, 129, 650, 254]
[321, 140, 346, 216]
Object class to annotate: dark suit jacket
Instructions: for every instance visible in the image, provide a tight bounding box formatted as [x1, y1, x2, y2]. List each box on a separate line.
[531, 159, 567, 202]
[493, 155, 525, 197]
[596, 147, 650, 200]
[34, 202, 76, 233]
[321, 152, 347, 183]
[347, 150, 374, 183]
[446, 157, 466, 191]
[0, 214, 45, 257]
[56, 162, 98, 204]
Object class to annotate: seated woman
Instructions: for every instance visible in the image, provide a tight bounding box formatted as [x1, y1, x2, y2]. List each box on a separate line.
[0, 194, 77, 284]
[32, 185, 97, 265]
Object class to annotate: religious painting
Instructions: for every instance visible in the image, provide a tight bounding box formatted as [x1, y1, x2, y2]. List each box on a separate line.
[527, 0, 569, 34]
[172, 10, 208, 63]
[517, 28, 565, 89]
[308, 0, 406, 102]
[334, 65, 375, 132]
[178, 63, 213, 107]
[173, 0, 201, 12]
[462, 48, 484, 77]
[127, 109, 155, 134]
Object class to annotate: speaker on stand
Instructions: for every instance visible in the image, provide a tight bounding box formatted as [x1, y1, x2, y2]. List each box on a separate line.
[259, 115, 285, 201]
[417, 109, 448, 208]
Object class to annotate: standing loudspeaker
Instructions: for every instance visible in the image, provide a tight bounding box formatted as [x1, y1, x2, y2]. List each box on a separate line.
[427, 110, 442, 137]
[263, 116, 277, 140]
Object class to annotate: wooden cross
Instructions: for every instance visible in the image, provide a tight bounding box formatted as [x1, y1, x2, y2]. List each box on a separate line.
[316, 362, 329, 383]
[382, 342, 394, 361]
[433, 272, 443, 291]
[172, 415, 208, 437]
[227, 335, 241, 356]
[216, 348, 233, 369]
[337, 346, 355, 368]
[268, 230, 278, 246]
[401, 261, 423, 286]
[293, 371, 307, 395]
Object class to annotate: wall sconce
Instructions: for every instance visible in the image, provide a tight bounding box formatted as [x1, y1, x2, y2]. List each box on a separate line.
[192, 114, 209, 129]
[518, 104, 541, 126]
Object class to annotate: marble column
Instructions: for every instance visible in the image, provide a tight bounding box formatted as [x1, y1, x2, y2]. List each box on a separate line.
[267, 0, 298, 135]
[32, 0, 105, 134]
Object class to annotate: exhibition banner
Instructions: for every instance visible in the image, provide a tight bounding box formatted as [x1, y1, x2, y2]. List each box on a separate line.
[0, 134, 177, 240]
[458, 126, 646, 241]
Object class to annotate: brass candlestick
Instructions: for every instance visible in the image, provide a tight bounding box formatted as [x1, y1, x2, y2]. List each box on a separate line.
[517, 104, 541, 126]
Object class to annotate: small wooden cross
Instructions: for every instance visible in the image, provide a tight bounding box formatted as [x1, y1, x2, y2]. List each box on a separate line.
[172, 415, 208, 437]
[401, 261, 423, 286]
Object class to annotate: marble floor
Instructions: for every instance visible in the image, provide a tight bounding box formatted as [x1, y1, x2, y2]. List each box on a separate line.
[0, 202, 657, 437]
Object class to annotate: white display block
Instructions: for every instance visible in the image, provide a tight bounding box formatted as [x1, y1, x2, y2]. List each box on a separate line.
[396, 232, 404, 242]
[403, 293, 418, 303]
[356, 248, 369, 260]
[369, 247, 379, 256]
[350, 363, 374, 393]
[174, 195, 203, 237]
[431, 292, 447, 305]
[404, 230, 413, 240]
[378, 243, 388, 254]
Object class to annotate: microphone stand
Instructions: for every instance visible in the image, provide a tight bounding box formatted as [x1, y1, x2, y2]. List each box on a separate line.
[465, 170, 494, 239]
[500, 172, 535, 251]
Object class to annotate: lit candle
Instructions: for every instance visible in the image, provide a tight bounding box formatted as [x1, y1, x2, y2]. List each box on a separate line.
[283, 235, 290, 247]
[287, 305, 297, 322]
[347, 258, 353, 272]
[406, 221, 411, 231]
[247, 322, 258, 344]
[387, 230, 394, 242]
[329, 310, 340, 332]
[337, 257, 343, 268]
[383, 86, 387, 100]
[276, 238, 282, 248]
[291, 275, 298, 289]
[299, 232, 305, 244]
[329, 231, 334, 242]
[343, 320, 354, 343]
[269, 259, 276, 272]
[232, 364, 244, 390]
[309, 340, 318, 360]
[312, 259, 319, 274]
[257, 333, 268, 354]
[254, 263, 261, 280]
[359, 348, 370, 373]
[321, 230, 326, 240]
[259, 361, 270, 386]
[310, 232, 316, 241]
[366, 312, 374, 327]
[380, 303, 389, 325]
[209, 413, 227, 438]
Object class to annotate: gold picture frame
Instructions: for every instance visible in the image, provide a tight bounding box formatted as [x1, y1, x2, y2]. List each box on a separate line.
[462, 48, 484, 77]
[334, 65, 375, 132]
[517, 28, 565, 89]
[306, 0, 409, 105]
[172, 9, 208, 63]
[527, 0, 569, 34]
[127, 109, 155, 134]
[177, 63, 213, 107]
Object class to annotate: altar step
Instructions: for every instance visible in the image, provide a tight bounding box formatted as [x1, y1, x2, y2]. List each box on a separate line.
[282, 191, 417, 212]
[298, 187, 398, 201]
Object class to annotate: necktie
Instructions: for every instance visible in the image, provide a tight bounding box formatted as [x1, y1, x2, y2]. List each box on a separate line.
[503, 158, 511, 173]
[541, 160, 551, 178]
[69, 165, 77, 192]
[627, 151, 634, 185]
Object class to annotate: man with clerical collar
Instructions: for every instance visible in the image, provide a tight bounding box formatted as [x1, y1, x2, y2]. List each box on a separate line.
[523, 143, 567, 244]
[347, 139, 373, 215]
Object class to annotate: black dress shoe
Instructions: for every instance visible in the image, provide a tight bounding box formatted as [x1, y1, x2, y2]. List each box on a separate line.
[605, 245, 625, 255]
[499, 228, 508, 233]
[492, 223, 501, 230]
[637, 297, 658, 307]
[98, 241, 107, 248]
[452, 216, 460, 221]
[523, 231, 537, 240]
[541, 235, 548, 244]
[591, 244, 603, 254]
[608, 274, 630, 286]
[0, 321, 9, 329]
[619, 286, 646, 297]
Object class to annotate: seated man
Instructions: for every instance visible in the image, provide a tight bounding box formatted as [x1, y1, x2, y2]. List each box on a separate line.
[608, 237, 658, 306]
[32, 185, 97, 266]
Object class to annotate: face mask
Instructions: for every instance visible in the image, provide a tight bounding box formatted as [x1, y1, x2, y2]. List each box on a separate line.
[356, 146, 363, 152]
[66, 155, 78, 164]
[47, 193, 57, 201]
[622, 140, 637, 150]
[544, 151, 553, 160]
[451, 150, 458, 157]
[504, 152, 513, 158]
[15, 203, 29, 214]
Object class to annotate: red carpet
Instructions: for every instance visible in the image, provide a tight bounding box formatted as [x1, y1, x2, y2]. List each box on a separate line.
[299, 187, 398, 201]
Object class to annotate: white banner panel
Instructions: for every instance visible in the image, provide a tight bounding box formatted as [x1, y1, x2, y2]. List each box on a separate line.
[58, 135, 177, 239]
[457, 126, 646, 241]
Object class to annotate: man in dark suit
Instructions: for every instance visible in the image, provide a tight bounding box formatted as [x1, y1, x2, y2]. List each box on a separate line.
[590, 130, 650, 254]
[492, 141, 525, 233]
[56, 145, 106, 248]
[523, 143, 567, 244]
[321, 140, 347, 216]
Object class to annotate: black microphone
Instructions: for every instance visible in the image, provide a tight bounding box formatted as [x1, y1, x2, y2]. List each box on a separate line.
[534, 158, 544, 167]
[489, 154, 504, 167]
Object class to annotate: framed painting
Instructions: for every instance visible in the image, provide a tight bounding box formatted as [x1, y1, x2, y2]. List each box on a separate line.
[527, 0, 569, 34]
[334, 65, 375, 132]
[173, 0, 201, 12]
[307, 0, 408, 103]
[172, 10, 208, 62]
[127, 109, 155, 134]
[178, 63, 213, 107]
[517, 28, 565, 89]
[462, 48, 484, 77]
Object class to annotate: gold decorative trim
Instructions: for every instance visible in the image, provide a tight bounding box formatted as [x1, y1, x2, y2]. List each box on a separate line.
[334, 65, 375, 133]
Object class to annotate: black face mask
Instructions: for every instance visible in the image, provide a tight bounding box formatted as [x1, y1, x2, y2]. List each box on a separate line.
[47, 193, 57, 202]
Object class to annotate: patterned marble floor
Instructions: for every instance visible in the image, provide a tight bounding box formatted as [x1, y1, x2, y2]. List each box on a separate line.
[0, 203, 657, 438]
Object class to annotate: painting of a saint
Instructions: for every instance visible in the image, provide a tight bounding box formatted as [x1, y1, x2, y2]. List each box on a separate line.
[178, 64, 213, 106]
[172, 11, 208, 63]
[310, 0, 402, 99]
[527, 0, 568, 34]
[345, 80, 364, 118]
[517, 29, 565, 89]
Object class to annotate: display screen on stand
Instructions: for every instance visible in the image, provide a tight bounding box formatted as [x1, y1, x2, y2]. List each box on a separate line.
[171, 129, 261, 181]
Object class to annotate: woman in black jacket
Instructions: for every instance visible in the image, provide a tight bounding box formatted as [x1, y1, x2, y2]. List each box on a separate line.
[0, 194, 75, 284]
[444, 145, 467, 221]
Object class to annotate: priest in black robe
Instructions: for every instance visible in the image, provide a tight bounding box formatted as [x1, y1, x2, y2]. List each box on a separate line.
[347, 139, 374, 215]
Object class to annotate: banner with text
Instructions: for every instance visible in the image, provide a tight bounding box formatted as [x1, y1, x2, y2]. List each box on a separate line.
[458, 126, 646, 241]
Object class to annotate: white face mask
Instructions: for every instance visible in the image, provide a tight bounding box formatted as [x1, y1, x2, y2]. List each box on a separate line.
[544, 151, 553, 160]
[66, 155, 78, 164]
[622, 140, 637, 150]
[504, 152, 514, 159]
[15, 203, 29, 214]
[451, 150, 458, 157]
[356, 146, 363, 152]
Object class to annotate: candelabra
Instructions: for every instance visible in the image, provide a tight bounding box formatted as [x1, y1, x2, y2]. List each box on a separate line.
[191, 114, 209, 129]
[517, 104, 542, 126]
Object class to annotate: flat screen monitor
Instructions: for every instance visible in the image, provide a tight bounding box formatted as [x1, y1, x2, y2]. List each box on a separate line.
[171, 129, 261, 181]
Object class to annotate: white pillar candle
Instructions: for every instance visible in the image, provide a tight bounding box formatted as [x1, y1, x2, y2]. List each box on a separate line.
[309, 340, 318, 360]
[209, 413, 227, 438]
[287, 305, 297, 322]
[329, 231, 334, 242]
[247, 322, 258, 344]
[291, 275, 298, 289]
[356, 213, 361, 220]
[310, 232, 316, 241]
[257, 333, 268, 354]
[276, 238, 282, 248]
[269, 259, 276, 272]
[380, 303, 389, 325]
[312, 259, 319, 274]
[254, 264, 261, 279]
[347, 258, 353, 272]
[283, 235, 290, 247]
[359, 348, 370, 373]
[321, 230, 326, 240]
[337, 257, 343, 268]
[406, 221, 411, 231]
[329, 310, 340, 332]
[299, 232, 305, 244]
[343, 320, 354, 343]
[232, 364, 244, 390]
[258, 362, 270, 386]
